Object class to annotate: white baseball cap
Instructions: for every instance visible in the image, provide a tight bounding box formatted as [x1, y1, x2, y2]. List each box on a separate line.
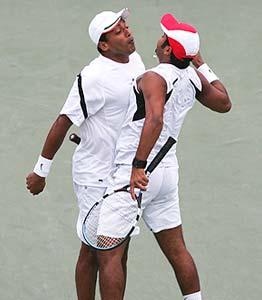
[160, 13, 200, 60]
[88, 8, 129, 45]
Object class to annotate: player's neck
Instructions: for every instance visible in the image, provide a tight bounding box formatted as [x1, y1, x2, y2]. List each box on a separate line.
[102, 53, 130, 64]
[158, 56, 170, 64]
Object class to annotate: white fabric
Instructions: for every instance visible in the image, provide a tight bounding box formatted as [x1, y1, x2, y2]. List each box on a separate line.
[160, 25, 200, 57]
[73, 183, 106, 244]
[114, 63, 202, 167]
[88, 8, 129, 45]
[33, 155, 53, 177]
[60, 52, 145, 187]
[97, 165, 181, 237]
[183, 291, 202, 300]
[197, 63, 219, 83]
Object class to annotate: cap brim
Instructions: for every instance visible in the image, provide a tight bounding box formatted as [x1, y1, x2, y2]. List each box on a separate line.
[103, 8, 129, 33]
[119, 8, 129, 20]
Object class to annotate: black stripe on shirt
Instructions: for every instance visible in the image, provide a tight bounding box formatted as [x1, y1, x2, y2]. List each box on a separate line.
[77, 73, 88, 119]
[189, 79, 201, 97]
[132, 86, 173, 121]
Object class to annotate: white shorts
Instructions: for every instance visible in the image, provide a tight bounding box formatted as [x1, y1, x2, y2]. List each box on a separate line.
[73, 183, 106, 244]
[98, 165, 182, 237]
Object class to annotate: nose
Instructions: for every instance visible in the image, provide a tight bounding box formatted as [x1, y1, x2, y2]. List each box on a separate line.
[125, 26, 132, 37]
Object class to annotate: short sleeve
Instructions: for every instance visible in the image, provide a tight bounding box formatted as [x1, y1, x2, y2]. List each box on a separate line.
[60, 66, 105, 127]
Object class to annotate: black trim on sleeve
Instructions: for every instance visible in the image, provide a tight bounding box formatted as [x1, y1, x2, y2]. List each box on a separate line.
[132, 86, 173, 122]
[172, 78, 178, 85]
[165, 90, 173, 102]
[189, 79, 201, 98]
[132, 86, 145, 121]
[77, 73, 88, 119]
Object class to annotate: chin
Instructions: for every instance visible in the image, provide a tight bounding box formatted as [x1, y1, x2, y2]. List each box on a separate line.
[129, 45, 136, 54]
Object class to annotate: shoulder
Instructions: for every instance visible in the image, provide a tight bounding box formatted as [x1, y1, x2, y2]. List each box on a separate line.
[80, 58, 105, 87]
[148, 64, 177, 92]
[139, 70, 167, 95]
[142, 70, 166, 82]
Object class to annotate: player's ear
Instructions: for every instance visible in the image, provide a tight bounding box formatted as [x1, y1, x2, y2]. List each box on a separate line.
[164, 45, 172, 56]
[98, 41, 109, 52]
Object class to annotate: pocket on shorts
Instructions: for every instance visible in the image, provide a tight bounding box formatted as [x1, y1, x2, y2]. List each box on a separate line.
[74, 184, 106, 212]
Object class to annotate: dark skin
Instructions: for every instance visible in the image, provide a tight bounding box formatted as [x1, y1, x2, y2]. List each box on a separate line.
[26, 114, 73, 195]
[130, 35, 231, 199]
[98, 19, 135, 63]
[26, 18, 136, 300]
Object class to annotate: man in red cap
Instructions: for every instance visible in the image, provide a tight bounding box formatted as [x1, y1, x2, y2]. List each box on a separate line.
[128, 13, 231, 300]
[26, 8, 145, 300]
[96, 13, 231, 300]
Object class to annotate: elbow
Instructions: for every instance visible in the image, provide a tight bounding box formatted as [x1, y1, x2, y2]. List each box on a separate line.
[152, 117, 164, 130]
[221, 98, 232, 113]
[146, 115, 164, 130]
[225, 102, 232, 112]
[216, 94, 232, 113]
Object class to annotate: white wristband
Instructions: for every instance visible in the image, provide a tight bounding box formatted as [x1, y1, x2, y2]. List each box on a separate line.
[197, 63, 219, 83]
[33, 155, 53, 177]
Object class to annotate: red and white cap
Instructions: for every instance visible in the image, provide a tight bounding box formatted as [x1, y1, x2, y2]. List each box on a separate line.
[160, 13, 200, 60]
[89, 8, 129, 45]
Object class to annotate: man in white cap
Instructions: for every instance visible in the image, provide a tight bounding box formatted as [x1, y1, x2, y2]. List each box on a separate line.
[26, 8, 145, 300]
[96, 13, 231, 300]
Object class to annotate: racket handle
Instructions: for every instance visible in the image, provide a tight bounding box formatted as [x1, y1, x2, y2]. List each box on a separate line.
[69, 133, 81, 145]
[146, 136, 176, 174]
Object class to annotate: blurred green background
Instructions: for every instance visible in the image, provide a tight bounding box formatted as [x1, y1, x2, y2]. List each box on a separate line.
[0, 0, 261, 299]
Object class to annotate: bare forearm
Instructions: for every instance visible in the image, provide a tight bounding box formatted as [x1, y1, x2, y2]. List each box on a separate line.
[192, 52, 228, 96]
[135, 117, 163, 161]
[41, 115, 73, 159]
[210, 80, 228, 95]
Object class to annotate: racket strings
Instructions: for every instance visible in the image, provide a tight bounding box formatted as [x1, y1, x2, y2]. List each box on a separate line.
[103, 192, 137, 223]
[97, 235, 125, 248]
[82, 191, 138, 249]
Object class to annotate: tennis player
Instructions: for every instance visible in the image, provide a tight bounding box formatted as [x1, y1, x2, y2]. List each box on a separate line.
[26, 8, 145, 300]
[96, 13, 231, 300]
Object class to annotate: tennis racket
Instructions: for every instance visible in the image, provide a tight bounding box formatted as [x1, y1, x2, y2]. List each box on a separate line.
[82, 136, 176, 251]
[69, 133, 81, 145]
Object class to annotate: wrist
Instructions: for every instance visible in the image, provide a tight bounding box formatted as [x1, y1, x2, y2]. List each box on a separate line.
[197, 63, 219, 83]
[33, 155, 53, 177]
[192, 59, 204, 69]
[132, 157, 147, 169]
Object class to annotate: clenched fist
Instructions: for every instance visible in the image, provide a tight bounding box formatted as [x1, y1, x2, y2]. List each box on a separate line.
[26, 172, 46, 195]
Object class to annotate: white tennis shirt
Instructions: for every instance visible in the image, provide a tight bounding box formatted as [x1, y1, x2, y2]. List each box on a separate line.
[114, 63, 202, 167]
[60, 52, 145, 186]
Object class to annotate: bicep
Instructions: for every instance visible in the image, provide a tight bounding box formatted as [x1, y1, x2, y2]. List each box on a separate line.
[139, 72, 167, 117]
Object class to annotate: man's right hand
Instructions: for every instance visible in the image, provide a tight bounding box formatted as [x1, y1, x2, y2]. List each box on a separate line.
[26, 173, 46, 195]
[191, 51, 204, 68]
